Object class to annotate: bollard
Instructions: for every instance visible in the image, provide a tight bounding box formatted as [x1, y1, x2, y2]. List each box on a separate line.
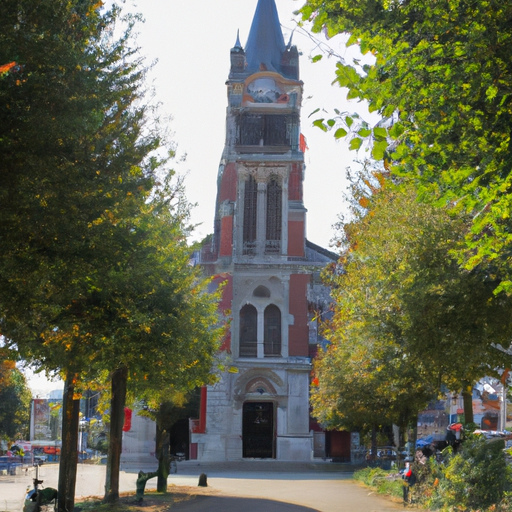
[198, 473, 207, 487]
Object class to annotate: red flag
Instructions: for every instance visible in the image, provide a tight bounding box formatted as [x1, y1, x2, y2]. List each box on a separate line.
[122, 407, 132, 432]
[300, 133, 308, 153]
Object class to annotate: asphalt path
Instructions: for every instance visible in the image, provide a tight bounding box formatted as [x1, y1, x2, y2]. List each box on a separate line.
[0, 462, 420, 512]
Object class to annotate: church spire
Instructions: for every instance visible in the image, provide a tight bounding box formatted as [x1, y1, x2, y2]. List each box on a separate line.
[230, 28, 246, 75]
[234, 29, 242, 49]
[245, 0, 286, 74]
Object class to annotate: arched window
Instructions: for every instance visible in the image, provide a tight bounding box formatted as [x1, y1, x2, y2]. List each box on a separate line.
[243, 175, 257, 255]
[253, 285, 271, 298]
[240, 304, 257, 357]
[265, 176, 282, 254]
[264, 304, 281, 356]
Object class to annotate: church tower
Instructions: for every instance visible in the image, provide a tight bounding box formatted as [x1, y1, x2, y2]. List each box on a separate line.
[191, 0, 335, 461]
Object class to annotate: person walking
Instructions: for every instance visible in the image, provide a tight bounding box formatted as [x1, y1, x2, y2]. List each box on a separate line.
[400, 461, 416, 506]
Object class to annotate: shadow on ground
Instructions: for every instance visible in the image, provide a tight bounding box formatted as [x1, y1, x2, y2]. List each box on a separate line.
[165, 495, 319, 511]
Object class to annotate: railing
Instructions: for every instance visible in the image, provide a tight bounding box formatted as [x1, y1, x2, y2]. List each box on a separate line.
[239, 341, 257, 357]
[265, 240, 281, 254]
[243, 241, 257, 256]
[264, 342, 281, 357]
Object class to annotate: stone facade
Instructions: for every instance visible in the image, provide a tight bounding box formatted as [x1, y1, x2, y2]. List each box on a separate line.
[191, 0, 336, 461]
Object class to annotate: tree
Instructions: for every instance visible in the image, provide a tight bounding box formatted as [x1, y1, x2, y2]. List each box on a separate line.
[0, 2, 169, 510]
[0, 359, 32, 442]
[313, 172, 512, 437]
[300, 0, 512, 289]
[136, 390, 201, 495]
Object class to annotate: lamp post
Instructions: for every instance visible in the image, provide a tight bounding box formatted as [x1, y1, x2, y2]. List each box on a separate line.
[450, 393, 459, 424]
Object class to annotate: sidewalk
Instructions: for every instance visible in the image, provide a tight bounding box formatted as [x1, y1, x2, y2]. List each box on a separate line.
[0, 460, 410, 512]
[121, 459, 366, 475]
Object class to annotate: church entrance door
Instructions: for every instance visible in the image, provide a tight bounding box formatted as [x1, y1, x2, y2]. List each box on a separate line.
[242, 401, 275, 458]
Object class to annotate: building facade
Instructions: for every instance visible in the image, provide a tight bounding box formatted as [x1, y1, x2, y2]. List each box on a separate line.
[191, 0, 336, 461]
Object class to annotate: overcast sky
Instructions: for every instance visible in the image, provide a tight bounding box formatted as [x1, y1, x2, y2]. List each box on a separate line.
[26, 0, 375, 396]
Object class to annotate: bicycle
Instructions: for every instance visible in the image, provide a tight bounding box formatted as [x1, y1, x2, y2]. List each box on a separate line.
[23, 464, 58, 512]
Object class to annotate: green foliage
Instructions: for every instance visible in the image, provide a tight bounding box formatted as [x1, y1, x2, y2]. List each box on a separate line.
[356, 439, 512, 511]
[0, 1, 221, 507]
[312, 170, 512, 434]
[0, 361, 32, 441]
[412, 437, 512, 511]
[300, 0, 512, 286]
[439, 438, 510, 511]
[0, 0, 163, 375]
[353, 467, 403, 499]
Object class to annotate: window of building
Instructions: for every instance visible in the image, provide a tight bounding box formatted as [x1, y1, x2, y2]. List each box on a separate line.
[243, 175, 257, 255]
[237, 114, 290, 146]
[265, 176, 282, 254]
[253, 285, 271, 298]
[264, 304, 281, 356]
[239, 304, 258, 357]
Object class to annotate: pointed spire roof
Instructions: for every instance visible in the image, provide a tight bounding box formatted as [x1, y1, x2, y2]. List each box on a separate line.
[245, 0, 286, 74]
[234, 29, 242, 50]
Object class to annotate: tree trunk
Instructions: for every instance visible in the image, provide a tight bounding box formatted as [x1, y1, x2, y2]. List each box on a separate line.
[156, 421, 170, 492]
[57, 374, 80, 512]
[136, 470, 158, 503]
[410, 416, 418, 458]
[370, 424, 377, 461]
[462, 384, 474, 425]
[104, 366, 128, 503]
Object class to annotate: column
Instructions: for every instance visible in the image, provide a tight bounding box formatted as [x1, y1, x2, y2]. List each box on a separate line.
[257, 305, 264, 358]
[281, 172, 289, 256]
[282, 275, 290, 358]
[235, 174, 245, 258]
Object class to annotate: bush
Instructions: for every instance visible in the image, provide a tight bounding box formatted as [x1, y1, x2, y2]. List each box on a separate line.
[417, 437, 512, 511]
[355, 437, 512, 511]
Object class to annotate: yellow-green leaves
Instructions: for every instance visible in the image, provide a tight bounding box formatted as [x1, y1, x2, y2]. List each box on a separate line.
[301, 0, 512, 285]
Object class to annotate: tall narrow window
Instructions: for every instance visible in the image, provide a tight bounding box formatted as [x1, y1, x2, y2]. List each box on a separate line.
[265, 176, 282, 254]
[243, 175, 257, 255]
[264, 304, 281, 356]
[240, 304, 258, 357]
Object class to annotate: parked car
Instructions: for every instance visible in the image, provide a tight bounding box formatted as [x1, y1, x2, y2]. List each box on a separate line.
[376, 447, 397, 460]
[365, 446, 398, 469]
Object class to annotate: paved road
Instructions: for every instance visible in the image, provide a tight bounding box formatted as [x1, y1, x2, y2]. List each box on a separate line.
[0, 461, 417, 512]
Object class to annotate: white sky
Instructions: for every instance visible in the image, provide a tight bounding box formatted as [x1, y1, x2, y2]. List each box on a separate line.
[25, 0, 374, 395]
[121, 0, 374, 249]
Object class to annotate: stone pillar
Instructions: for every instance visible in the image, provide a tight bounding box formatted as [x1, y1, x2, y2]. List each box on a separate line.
[282, 275, 290, 358]
[257, 304, 264, 358]
[234, 175, 245, 258]
[281, 172, 289, 256]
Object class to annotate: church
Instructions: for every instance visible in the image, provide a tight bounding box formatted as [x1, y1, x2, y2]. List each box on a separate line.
[190, 0, 337, 461]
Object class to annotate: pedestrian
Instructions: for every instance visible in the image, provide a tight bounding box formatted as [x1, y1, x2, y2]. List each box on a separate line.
[400, 461, 416, 506]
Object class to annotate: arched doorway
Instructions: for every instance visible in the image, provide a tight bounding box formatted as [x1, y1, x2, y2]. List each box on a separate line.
[242, 402, 275, 458]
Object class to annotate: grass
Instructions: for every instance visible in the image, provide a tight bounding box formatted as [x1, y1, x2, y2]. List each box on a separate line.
[353, 467, 404, 500]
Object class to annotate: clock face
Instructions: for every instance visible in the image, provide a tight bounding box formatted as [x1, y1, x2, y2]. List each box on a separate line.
[247, 77, 281, 103]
